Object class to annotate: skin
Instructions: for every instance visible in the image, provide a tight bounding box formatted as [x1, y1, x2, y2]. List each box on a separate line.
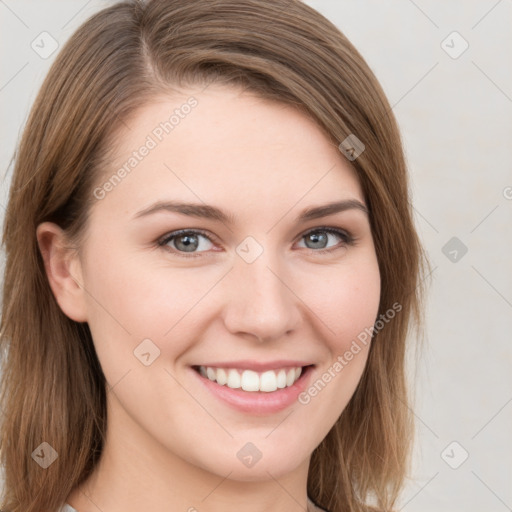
[37, 84, 381, 512]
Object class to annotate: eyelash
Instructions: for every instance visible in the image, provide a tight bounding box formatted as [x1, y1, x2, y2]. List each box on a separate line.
[157, 226, 354, 259]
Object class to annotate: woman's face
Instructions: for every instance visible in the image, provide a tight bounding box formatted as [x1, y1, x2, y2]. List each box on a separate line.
[65, 85, 380, 483]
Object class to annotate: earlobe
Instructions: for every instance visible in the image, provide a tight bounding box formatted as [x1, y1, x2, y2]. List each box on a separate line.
[36, 222, 88, 322]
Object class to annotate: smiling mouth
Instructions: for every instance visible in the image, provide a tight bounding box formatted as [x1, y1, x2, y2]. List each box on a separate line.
[192, 364, 314, 393]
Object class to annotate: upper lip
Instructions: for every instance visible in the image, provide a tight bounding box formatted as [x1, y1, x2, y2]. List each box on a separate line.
[193, 360, 315, 371]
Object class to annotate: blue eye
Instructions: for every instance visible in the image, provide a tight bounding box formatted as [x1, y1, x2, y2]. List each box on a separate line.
[297, 227, 353, 253]
[158, 229, 214, 257]
[158, 227, 354, 258]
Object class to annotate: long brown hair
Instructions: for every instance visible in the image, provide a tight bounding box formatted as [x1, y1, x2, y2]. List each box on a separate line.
[0, 1, 427, 511]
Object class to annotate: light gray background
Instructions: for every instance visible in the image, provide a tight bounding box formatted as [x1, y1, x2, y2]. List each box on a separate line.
[1, 1, 511, 511]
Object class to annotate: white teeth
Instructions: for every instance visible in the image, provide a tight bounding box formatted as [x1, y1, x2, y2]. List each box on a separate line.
[197, 365, 305, 392]
[216, 368, 227, 386]
[227, 368, 241, 388]
[241, 370, 259, 391]
[260, 371, 277, 392]
[276, 369, 287, 388]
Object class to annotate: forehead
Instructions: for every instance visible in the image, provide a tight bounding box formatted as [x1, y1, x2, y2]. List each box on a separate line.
[93, 84, 364, 220]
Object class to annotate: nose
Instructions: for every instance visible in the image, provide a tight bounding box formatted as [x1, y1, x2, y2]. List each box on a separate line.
[222, 252, 302, 343]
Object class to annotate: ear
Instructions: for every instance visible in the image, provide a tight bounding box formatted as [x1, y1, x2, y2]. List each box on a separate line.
[36, 222, 88, 322]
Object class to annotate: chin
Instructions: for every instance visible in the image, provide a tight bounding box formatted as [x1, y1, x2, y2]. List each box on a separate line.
[200, 448, 308, 482]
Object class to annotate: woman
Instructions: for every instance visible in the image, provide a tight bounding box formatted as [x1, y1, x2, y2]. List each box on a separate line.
[0, 1, 426, 511]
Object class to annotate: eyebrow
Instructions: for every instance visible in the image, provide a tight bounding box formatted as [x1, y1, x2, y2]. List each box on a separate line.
[133, 198, 369, 224]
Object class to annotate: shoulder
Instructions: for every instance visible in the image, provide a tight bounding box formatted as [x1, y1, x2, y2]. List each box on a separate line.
[307, 497, 330, 512]
[308, 503, 391, 512]
[59, 504, 78, 512]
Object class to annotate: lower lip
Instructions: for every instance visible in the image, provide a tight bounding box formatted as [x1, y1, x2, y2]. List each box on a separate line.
[191, 365, 314, 415]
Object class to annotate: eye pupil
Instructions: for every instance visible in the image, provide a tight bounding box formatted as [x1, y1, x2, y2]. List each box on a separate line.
[306, 232, 327, 249]
[176, 234, 198, 252]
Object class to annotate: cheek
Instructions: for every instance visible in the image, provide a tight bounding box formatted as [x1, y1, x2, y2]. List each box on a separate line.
[81, 246, 222, 364]
[333, 271, 380, 351]
[294, 253, 380, 427]
[300, 254, 381, 354]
